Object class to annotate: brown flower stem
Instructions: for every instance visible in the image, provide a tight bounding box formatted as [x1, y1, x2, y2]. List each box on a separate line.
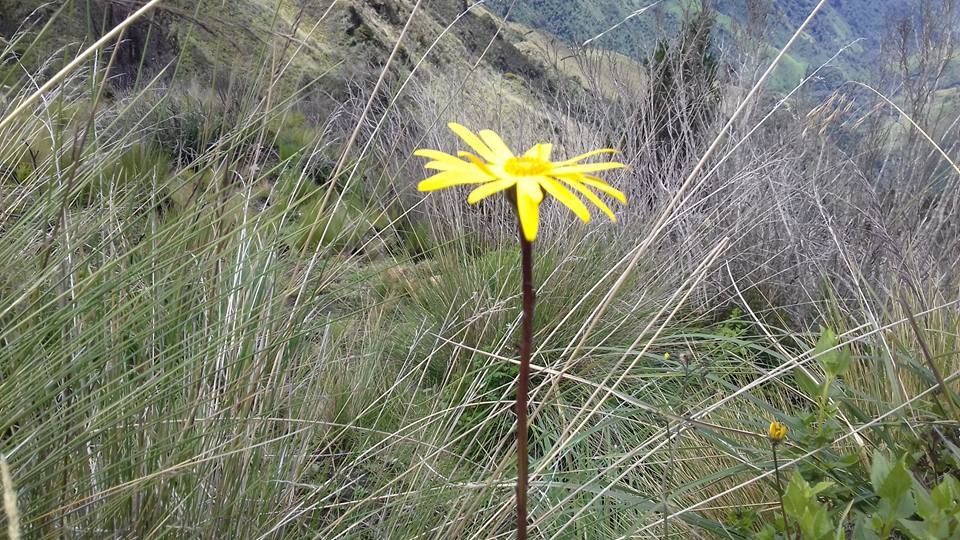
[772, 442, 791, 539]
[516, 230, 534, 540]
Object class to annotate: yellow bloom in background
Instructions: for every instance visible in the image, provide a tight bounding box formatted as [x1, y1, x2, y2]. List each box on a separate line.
[768, 421, 788, 443]
[416, 123, 627, 241]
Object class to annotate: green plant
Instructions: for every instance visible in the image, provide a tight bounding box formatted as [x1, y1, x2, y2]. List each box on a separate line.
[794, 328, 852, 447]
[856, 452, 960, 539]
[757, 452, 960, 540]
[780, 472, 837, 540]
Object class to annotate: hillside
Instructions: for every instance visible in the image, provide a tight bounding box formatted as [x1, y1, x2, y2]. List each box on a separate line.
[489, 0, 917, 91]
[2, 1, 960, 538]
[2, 0, 653, 139]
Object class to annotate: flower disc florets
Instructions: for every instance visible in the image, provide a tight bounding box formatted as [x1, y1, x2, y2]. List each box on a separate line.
[503, 156, 551, 177]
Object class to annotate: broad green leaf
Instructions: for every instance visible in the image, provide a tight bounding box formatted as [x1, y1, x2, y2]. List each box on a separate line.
[812, 480, 835, 497]
[870, 451, 892, 494]
[783, 472, 838, 540]
[755, 524, 777, 540]
[852, 515, 881, 540]
[815, 327, 850, 378]
[892, 491, 917, 520]
[913, 479, 937, 521]
[897, 518, 927, 539]
[898, 517, 949, 540]
[796, 367, 824, 398]
[784, 472, 813, 517]
[876, 457, 914, 504]
[798, 506, 835, 540]
[931, 474, 959, 510]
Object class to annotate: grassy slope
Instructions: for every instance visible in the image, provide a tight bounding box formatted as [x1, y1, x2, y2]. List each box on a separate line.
[1, 1, 958, 538]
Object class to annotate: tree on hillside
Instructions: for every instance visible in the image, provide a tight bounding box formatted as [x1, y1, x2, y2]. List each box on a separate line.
[645, 3, 722, 167]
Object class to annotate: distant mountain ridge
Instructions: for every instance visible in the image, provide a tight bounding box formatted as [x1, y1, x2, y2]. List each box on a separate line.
[488, 0, 917, 89]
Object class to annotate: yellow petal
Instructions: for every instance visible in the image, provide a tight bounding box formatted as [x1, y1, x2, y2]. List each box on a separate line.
[466, 178, 516, 204]
[558, 148, 619, 165]
[418, 171, 493, 192]
[539, 178, 590, 223]
[448, 123, 498, 162]
[457, 152, 497, 177]
[550, 162, 626, 175]
[581, 176, 627, 203]
[524, 143, 553, 162]
[516, 183, 540, 242]
[478, 129, 514, 161]
[414, 149, 466, 165]
[424, 160, 476, 171]
[558, 178, 616, 222]
[519, 178, 544, 203]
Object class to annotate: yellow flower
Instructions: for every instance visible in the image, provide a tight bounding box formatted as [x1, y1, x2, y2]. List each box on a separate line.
[768, 421, 788, 443]
[415, 123, 626, 242]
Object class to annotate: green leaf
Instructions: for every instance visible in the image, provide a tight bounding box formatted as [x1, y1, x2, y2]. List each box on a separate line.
[815, 327, 850, 378]
[898, 517, 948, 540]
[797, 367, 824, 398]
[931, 474, 959, 511]
[892, 490, 917, 520]
[870, 451, 892, 494]
[914, 480, 937, 521]
[798, 505, 835, 540]
[838, 452, 861, 468]
[852, 515, 881, 540]
[812, 480, 835, 497]
[783, 472, 838, 540]
[876, 456, 914, 504]
[755, 524, 777, 540]
[897, 518, 927, 539]
[784, 472, 813, 517]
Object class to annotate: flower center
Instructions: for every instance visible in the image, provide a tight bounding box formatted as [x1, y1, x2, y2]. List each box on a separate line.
[503, 156, 550, 177]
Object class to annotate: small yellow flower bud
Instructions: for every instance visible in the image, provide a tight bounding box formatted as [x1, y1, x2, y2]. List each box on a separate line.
[768, 421, 788, 443]
[663, 352, 670, 361]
